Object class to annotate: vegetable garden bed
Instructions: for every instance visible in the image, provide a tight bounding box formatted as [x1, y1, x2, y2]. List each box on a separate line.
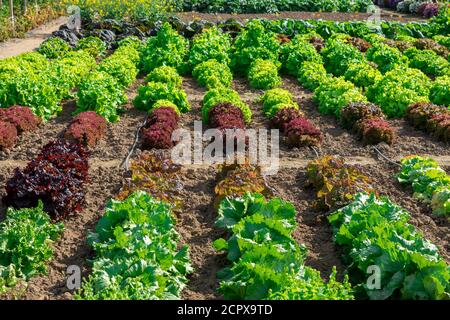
[0, 74, 448, 299]
[0, 7, 449, 299]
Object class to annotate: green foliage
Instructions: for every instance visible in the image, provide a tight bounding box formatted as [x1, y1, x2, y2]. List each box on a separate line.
[313, 77, 367, 117]
[134, 81, 189, 114]
[260, 88, 299, 118]
[321, 38, 364, 76]
[430, 76, 450, 107]
[5, 71, 60, 120]
[344, 62, 382, 89]
[268, 267, 354, 300]
[230, 20, 281, 75]
[184, 0, 373, 13]
[141, 22, 189, 74]
[188, 26, 231, 67]
[214, 193, 354, 300]
[433, 35, 450, 50]
[328, 193, 450, 299]
[76, 71, 127, 122]
[404, 47, 450, 77]
[397, 156, 450, 217]
[97, 48, 139, 88]
[75, 191, 193, 300]
[202, 88, 252, 124]
[0, 203, 64, 294]
[192, 59, 233, 89]
[47, 50, 96, 100]
[367, 67, 431, 118]
[248, 59, 281, 90]
[297, 61, 330, 91]
[280, 36, 322, 76]
[366, 43, 409, 73]
[431, 187, 450, 218]
[37, 37, 71, 59]
[118, 36, 144, 53]
[0, 51, 96, 120]
[145, 66, 183, 88]
[76, 36, 107, 58]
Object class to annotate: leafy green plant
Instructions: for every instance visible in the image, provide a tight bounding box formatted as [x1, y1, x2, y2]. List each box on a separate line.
[214, 193, 354, 300]
[397, 155, 450, 217]
[188, 26, 231, 67]
[430, 75, 450, 107]
[321, 38, 364, 76]
[192, 59, 233, 89]
[76, 36, 107, 57]
[97, 48, 139, 88]
[366, 43, 409, 73]
[37, 37, 71, 59]
[313, 77, 367, 117]
[76, 71, 127, 122]
[248, 59, 281, 90]
[145, 66, 183, 88]
[260, 88, 299, 118]
[0, 203, 64, 294]
[75, 191, 193, 300]
[280, 36, 322, 76]
[202, 88, 252, 124]
[134, 81, 190, 114]
[141, 22, 189, 74]
[404, 47, 450, 77]
[297, 61, 330, 91]
[367, 67, 431, 118]
[328, 193, 450, 299]
[230, 20, 280, 75]
[344, 62, 382, 89]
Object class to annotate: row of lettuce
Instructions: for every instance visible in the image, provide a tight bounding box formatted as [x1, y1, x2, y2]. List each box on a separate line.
[0, 136, 192, 299]
[305, 155, 449, 299]
[2, 19, 450, 151]
[0, 36, 140, 151]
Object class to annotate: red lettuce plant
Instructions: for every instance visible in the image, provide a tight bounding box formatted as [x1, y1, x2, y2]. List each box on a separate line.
[354, 117, 395, 145]
[419, 3, 439, 18]
[285, 117, 323, 147]
[427, 113, 450, 142]
[406, 102, 449, 142]
[141, 107, 179, 150]
[340, 102, 384, 130]
[310, 36, 325, 52]
[271, 107, 305, 133]
[209, 103, 245, 130]
[414, 39, 449, 58]
[0, 106, 41, 133]
[65, 111, 107, 147]
[405, 102, 443, 129]
[4, 139, 90, 220]
[0, 120, 18, 150]
[208, 103, 247, 150]
[346, 37, 371, 53]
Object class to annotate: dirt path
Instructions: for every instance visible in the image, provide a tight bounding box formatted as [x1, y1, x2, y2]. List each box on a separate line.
[0, 16, 67, 59]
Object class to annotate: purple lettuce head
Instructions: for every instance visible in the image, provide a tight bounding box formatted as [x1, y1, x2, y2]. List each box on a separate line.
[422, 3, 439, 18]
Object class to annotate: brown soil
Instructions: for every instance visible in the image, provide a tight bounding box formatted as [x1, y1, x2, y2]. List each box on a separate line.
[0, 74, 448, 300]
[0, 16, 68, 59]
[177, 9, 426, 24]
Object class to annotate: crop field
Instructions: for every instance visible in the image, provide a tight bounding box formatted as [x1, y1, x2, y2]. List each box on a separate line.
[0, 1, 449, 301]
